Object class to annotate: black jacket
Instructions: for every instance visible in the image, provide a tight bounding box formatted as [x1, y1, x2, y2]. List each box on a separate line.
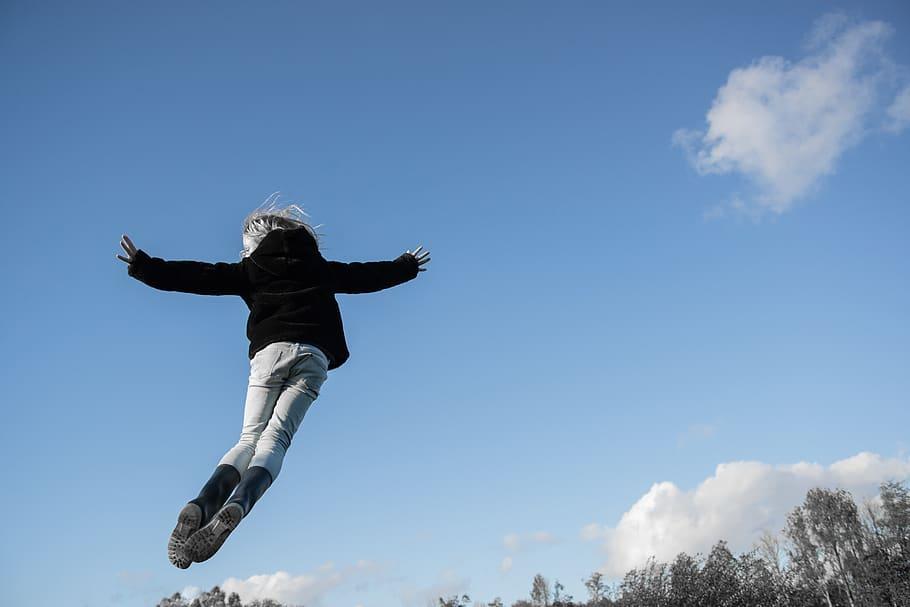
[127, 227, 420, 369]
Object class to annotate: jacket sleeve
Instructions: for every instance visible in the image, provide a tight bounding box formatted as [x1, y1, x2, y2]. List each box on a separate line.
[325, 253, 420, 294]
[127, 249, 249, 296]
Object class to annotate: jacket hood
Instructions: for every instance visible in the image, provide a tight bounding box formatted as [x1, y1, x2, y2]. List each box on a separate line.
[248, 227, 321, 276]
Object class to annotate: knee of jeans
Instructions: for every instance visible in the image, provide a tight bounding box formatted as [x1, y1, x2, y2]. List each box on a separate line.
[239, 429, 261, 443]
[260, 426, 293, 452]
[234, 433, 260, 453]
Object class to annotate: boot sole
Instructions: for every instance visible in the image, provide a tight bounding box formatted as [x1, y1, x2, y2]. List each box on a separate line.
[168, 503, 202, 569]
[184, 502, 243, 562]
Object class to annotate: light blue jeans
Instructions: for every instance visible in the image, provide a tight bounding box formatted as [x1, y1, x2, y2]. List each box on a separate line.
[218, 341, 329, 481]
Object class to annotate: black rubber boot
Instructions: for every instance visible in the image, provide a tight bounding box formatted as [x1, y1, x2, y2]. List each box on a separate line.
[168, 464, 241, 569]
[225, 466, 274, 516]
[184, 466, 273, 563]
[188, 464, 242, 523]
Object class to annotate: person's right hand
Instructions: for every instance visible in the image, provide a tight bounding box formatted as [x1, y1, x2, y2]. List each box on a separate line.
[406, 245, 431, 272]
[117, 234, 138, 265]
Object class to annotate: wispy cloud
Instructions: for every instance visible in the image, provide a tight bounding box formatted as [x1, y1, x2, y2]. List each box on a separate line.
[885, 85, 910, 133]
[498, 530, 559, 576]
[499, 556, 514, 574]
[502, 530, 557, 553]
[581, 451, 910, 576]
[676, 423, 717, 448]
[674, 13, 909, 217]
[398, 569, 470, 607]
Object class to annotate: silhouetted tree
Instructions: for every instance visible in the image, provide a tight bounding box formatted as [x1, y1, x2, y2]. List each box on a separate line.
[667, 552, 700, 607]
[551, 578, 577, 606]
[876, 481, 910, 605]
[438, 593, 471, 607]
[157, 592, 189, 607]
[192, 586, 228, 607]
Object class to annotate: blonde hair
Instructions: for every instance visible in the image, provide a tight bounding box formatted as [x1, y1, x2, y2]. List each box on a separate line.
[240, 192, 322, 259]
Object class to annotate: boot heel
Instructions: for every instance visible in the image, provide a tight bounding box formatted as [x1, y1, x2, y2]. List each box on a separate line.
[183, 502, 244, 563]
[168, 503, 202, 569]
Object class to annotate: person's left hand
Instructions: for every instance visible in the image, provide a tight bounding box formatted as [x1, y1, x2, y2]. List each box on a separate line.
[117, 234, 138, 265]
[406, 245, 431, 272]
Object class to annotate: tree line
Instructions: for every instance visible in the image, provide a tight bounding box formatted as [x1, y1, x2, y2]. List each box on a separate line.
[158, 480, 909, 607]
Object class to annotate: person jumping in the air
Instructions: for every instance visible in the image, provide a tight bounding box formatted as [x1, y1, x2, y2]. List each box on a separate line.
[117, 194, 430, 568]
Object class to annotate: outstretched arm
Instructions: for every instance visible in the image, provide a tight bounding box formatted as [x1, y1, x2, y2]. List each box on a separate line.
[117, 234, 249, 296]
[327, 244, 431, 294]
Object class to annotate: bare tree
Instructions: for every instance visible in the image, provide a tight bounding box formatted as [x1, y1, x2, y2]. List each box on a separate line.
[756, 530, 784, 579]
[531, 574, 551, 607]
[438, 594, 471, 607]
[584, 571, 609, 606]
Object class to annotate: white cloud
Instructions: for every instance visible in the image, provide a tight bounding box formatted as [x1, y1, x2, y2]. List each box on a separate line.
[675, 14, 908, 215]
[582, 451, 910, 577]
[886, 85, 910, 133]
[222, 570, 341, 606]
[180, 586, 202, 601]
[221, 560, 383, 607]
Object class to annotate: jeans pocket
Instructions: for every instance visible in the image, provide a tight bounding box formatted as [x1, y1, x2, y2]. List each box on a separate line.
[289, 353, 327, 398]
[250, 344, 284, 380]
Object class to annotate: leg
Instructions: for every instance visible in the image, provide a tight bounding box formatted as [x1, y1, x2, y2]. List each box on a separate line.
[183, 345, 286, 530]
[247, 347, 328, 484]
[168, 343, 286, 568]
[184, 346, 328, 562]
[217, 344, 288, 473]
[224, 351, 326, 516]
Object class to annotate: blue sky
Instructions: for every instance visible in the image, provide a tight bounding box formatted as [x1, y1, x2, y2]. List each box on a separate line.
[2, 1, 909, 606]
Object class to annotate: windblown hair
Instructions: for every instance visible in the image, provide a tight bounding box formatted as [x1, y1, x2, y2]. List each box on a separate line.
[240, 192, 322, 259]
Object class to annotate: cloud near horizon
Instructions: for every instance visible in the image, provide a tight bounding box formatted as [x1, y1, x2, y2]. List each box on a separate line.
[220, 560, 383, 606]
[674, 13, 908, 217]
[581, 451, 910, 577]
